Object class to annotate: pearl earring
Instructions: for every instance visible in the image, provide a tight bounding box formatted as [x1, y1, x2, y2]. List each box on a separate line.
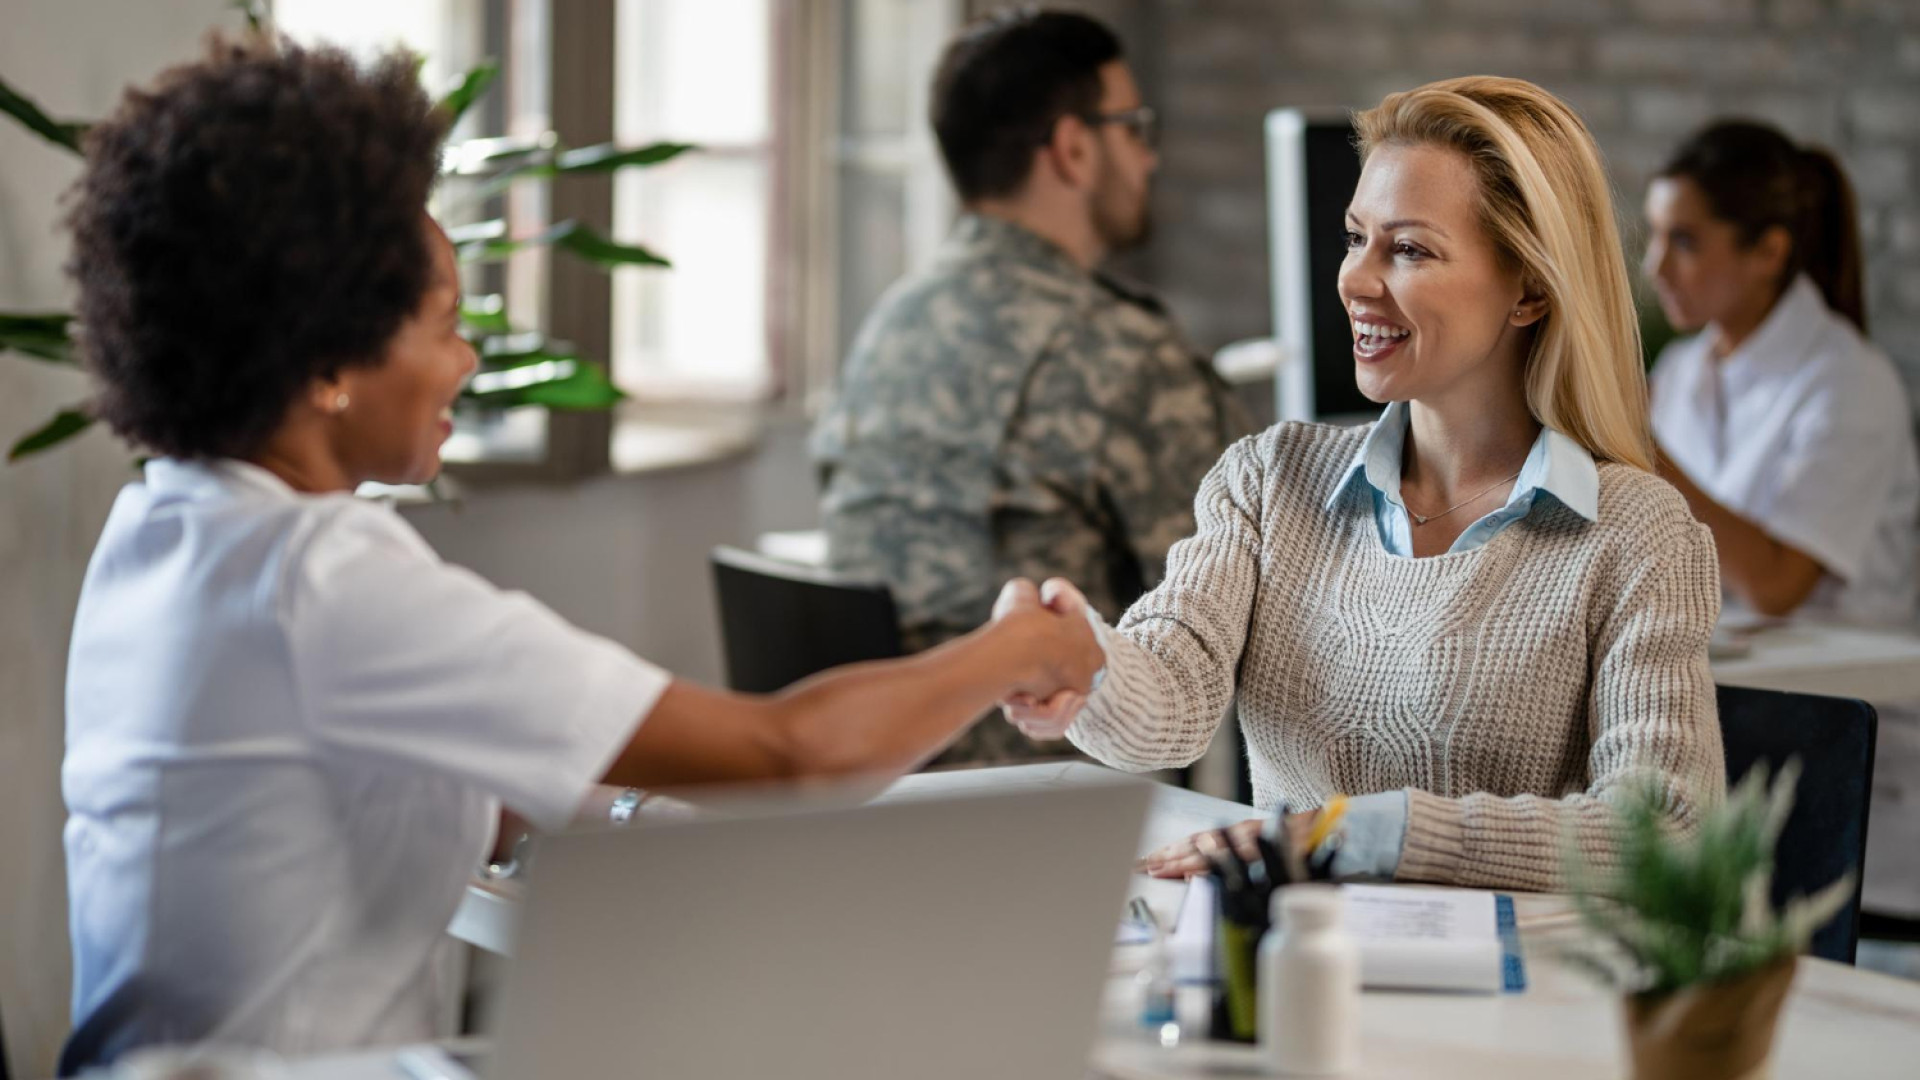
[332, 392, 350, 413]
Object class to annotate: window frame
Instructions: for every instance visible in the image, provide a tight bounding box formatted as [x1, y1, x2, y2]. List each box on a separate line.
[460, 0, 966, 483]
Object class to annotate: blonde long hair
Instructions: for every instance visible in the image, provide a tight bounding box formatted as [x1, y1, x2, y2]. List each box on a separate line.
[1353, 77, 1654, 471]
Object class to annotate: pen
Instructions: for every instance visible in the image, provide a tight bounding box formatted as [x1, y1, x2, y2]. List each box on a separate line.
[1128, 895, 1161, 935]
[1263, 800, 1305, 885]
[1304, 794, 1349, 855]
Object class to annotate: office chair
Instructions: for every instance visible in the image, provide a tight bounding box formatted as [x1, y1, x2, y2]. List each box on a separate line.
[1716, 684, 1878, 965]
[710, 545, 904, 693]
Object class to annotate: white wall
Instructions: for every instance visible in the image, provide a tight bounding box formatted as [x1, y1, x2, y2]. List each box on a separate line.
[0, 5, 246, 1075]
[403, 418, 820, 687]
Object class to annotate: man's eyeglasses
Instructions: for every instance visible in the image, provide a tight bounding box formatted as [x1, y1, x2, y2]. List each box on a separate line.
[1083, 105, 1159, 151]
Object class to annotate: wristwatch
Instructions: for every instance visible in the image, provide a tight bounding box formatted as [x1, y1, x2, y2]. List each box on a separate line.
[609, 787, 645, 826]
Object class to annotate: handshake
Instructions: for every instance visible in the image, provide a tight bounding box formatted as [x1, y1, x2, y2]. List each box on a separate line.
[988, 577, 1106, 741]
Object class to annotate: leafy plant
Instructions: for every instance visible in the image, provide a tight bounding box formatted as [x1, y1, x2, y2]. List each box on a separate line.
[1563, 762, 1853, 997]
[1637, 286, 1680, 372]
[0, 6, 689, 462]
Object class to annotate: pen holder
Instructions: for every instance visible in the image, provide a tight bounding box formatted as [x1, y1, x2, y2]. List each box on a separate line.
[1211, 912, 1265, 1042]
[1211, 877, 1333, 1043]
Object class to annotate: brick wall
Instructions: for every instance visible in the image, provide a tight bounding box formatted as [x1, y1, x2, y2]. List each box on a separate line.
[1039, 0, 1920, 399]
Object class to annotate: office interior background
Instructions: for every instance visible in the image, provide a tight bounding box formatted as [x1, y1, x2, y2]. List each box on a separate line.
[5, 0, 1920, 1073]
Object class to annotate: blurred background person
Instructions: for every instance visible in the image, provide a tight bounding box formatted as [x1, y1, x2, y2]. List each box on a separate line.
[1645, 117, 1920, 936]
[809, 8, 1250, 767]
[1644, 119, 1920, 627]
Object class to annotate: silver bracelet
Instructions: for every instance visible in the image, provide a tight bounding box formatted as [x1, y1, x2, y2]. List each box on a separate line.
[483, 831, 531, 880]
[609, 787, 644, 826]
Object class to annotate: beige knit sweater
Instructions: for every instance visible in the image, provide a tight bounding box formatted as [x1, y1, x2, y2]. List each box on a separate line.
[1068, 421, 1727, 891]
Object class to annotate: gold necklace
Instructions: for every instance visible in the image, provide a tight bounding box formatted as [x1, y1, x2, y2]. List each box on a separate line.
[1405, 471, 1522, 526]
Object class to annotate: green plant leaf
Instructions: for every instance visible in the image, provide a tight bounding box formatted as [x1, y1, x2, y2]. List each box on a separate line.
[460, 295, 512, 336]
[0, 75, 87, 154]
[453, 219, 670, 269]
[477, 340, 580, 370]
[461, 357, 624, 410]
[9, 407, 93, 462]
[460, 140, 695, 200]
[549, 220, 670, 269]
[436, 60, 500, 128]
[0, 312, 76, 364]
[1566, 762, 1844, 995]
[443, 132, 558, 177]
[544, 141, 696, 176]
[230, 0, 267, 31]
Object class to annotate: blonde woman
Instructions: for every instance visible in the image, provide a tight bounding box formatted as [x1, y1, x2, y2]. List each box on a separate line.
[1001, 77, 1726, 891]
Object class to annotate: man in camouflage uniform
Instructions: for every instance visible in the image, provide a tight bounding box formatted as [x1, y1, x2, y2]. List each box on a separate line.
[810, 9, 1250, 766]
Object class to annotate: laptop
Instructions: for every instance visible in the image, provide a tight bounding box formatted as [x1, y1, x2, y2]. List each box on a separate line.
[476, 773, 1153, 1079]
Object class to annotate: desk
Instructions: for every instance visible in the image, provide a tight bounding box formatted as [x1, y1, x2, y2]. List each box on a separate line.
[1711, 621, 1920, 701]
[414, 764, 1920, 1079]
[1094, 891, 1920, 1078]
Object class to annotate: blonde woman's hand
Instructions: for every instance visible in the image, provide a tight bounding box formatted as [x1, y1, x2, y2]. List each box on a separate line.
[1135, 812, 1319, 878]
[998, 578, 1098, 740]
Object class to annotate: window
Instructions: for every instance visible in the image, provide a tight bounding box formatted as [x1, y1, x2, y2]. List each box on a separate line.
[612, 0, 958, 409]
[828, 0, 961, 373]
[279, 0, 964, 476]
[612, 0, 775, 401]
[272, 0, 476, 96]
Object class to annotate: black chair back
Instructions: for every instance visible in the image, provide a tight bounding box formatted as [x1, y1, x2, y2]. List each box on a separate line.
[1716, 684, 1878, 964]
[710, 546, 904, 693]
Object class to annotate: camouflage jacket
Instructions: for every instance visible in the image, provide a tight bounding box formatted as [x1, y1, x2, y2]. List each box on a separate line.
[810, 215, 1250, 761]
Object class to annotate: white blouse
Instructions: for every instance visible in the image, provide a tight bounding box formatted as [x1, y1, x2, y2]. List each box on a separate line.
[62, 460, 669, 1065]
[1650, 275, 1920, 627]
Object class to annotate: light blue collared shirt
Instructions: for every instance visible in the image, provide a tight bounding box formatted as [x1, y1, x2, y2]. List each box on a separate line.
[1316, 403, 1601, 879]
[1329, 401, 1602, 557]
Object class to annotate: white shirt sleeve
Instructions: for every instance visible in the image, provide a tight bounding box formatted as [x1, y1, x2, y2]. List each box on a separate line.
[279, 500, 671, 830]
[1752, 374, 1907, 584]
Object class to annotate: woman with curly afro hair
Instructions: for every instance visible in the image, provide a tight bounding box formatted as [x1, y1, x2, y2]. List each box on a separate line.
[58, 33, 1100, 1070]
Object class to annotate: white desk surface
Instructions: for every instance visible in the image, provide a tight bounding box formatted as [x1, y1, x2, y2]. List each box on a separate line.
[288, 763, 1920, 1080]
[1711, 620, 1920, 702]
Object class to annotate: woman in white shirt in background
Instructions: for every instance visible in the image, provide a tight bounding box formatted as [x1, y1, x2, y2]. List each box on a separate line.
[57, 34, 1099, 1073]
[1643, 119, 1920, 627]
[1644, 120, 1920, 926]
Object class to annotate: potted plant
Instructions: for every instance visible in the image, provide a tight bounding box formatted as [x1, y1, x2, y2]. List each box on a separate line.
[1565, 762, 1854, 1080]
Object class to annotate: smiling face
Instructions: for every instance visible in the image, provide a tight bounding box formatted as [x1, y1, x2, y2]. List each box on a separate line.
[1337, 143, 1537, 409]
[329, 219, 477, 485]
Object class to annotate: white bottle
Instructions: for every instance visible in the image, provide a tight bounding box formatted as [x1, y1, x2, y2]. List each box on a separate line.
[1259, 885, 1360, 1075]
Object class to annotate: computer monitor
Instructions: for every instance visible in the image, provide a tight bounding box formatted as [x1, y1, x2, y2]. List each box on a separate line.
[1265, 108, 1371, 422]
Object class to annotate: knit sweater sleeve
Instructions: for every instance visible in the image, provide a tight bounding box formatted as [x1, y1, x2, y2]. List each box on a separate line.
[1065, 435, 1267, 769]
[1395, 511, 1727, 892]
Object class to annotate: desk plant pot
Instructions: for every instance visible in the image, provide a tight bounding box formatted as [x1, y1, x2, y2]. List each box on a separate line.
[1623, 954, 1796, 1080]
[1566, 763, 1850, 1080]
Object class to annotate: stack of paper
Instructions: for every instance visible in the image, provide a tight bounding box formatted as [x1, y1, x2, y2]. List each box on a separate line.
[1138, 880, 1527, 995]
[1339, 885, 1526, 993]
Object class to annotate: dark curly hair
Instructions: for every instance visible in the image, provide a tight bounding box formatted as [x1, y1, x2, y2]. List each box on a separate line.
[66, 33, 449, 459]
